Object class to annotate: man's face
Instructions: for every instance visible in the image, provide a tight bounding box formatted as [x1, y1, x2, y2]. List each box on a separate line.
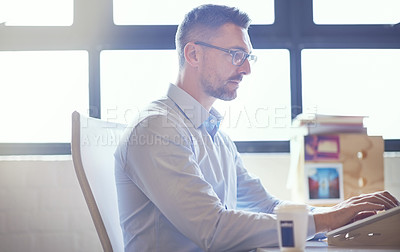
[199, 23, 253, 101]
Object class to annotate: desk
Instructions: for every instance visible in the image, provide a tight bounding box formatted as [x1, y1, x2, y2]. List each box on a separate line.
[257, 241, 400, 251]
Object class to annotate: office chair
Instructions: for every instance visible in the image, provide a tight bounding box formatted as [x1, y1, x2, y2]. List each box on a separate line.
[71, 111, 126, 252]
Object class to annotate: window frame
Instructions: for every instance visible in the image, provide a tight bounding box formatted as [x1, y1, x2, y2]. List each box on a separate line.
[0, 0, 399, 155]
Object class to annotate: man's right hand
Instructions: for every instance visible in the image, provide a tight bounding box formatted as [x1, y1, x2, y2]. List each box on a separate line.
[313, 190, 399, 232]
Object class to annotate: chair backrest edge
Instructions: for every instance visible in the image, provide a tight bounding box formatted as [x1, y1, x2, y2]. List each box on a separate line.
[71, 111, 114, 252]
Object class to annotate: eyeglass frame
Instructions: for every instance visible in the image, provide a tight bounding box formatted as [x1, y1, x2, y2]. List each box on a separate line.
[194, 41, 257, 66]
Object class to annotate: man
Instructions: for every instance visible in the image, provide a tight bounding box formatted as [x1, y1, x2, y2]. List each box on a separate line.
[114, 4, 399, 251]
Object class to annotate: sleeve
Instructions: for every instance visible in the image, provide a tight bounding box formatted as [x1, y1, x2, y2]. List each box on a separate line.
[230, 140, 318, 240]
[122, 114, 284, 251]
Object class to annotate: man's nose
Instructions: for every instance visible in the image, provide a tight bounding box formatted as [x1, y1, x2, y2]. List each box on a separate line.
[238, 59, 251, 76]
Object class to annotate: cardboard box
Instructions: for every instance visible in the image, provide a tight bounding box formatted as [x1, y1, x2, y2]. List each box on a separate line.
[289, 134, 384, 206]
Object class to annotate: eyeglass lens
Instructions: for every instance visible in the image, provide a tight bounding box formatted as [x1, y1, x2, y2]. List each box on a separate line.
[233, 51, 246, 66]
[233, 51, 256, 66]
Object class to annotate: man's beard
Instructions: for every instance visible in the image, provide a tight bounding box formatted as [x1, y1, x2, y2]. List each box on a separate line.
[201, 75, 243, 101]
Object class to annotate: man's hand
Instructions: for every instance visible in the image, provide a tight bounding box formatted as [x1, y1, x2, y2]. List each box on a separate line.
[313, 190, 399, 232]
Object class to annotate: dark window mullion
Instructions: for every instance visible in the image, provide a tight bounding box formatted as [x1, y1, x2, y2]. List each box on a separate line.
[287, 0, 313, 119]
[88, 50, 101, 119]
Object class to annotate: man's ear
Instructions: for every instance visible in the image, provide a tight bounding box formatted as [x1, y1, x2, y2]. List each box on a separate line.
[184, 42, 201, 67]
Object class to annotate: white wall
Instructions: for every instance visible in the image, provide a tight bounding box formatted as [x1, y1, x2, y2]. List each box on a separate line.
[0, 153, 399, 252]
[0, 156, 102, 252]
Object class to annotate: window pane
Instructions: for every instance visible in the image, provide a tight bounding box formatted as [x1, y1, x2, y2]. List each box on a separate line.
[214, 50, 291, 141]
[302, 49, 400, 139]
[101, 49, 291, 141]
[0, 51, 89, 142]
[113, 0, 274, 25]
[0, 0, 73, 26]
[100, 50, 176, 124]
[313, 0, 400, 24]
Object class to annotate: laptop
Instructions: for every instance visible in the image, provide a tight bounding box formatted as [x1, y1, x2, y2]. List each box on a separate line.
[326, 206, 400, 247]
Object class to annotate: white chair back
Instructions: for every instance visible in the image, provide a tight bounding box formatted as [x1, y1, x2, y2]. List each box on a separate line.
[71, 111, 125, 252]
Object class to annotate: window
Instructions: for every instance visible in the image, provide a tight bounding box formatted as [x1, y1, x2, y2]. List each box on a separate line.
[100, 50, 177, 123]
[113, 0, 274, 25]
[214, 50, 290, 141]
[101, 49, 291, 141]
[1, 1, 399, 154]
[0, 0, 73, 26]
[0, 51, 89, 143]
[302, 49, 400, 140]
[313, 0, 400, 25]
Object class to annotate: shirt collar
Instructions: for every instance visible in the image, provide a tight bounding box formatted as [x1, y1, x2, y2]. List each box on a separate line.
[203, 111, 222, 139]
[167, 84, 223, 129]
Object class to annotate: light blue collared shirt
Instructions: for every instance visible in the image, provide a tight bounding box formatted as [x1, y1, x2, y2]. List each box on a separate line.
[114, 84, 316, 251]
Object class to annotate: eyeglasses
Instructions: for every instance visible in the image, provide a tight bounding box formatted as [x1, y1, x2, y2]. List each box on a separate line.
[194, 41, 257, 66]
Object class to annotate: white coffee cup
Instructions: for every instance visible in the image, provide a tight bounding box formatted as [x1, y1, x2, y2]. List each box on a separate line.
[275, 204, 309, 251]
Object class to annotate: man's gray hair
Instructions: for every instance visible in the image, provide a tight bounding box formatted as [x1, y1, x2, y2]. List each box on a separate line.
[175, 4, 251, 69]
